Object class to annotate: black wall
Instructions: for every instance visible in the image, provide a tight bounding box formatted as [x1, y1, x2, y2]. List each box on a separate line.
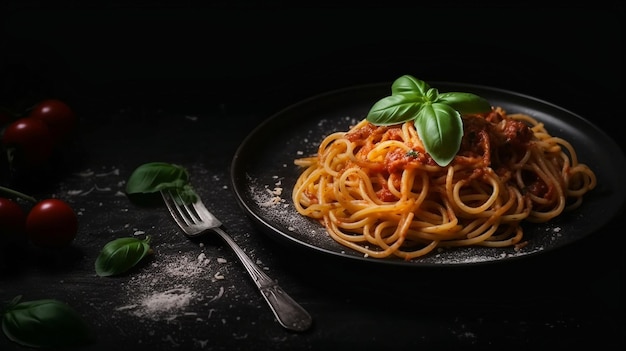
[2, 2, 623, 150]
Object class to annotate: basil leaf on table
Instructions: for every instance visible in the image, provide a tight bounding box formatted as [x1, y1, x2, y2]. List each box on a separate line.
[125, 161, 198, 204]
[95, 236, 152, 277]
[125, 162, 190, 194]
[1, 295, 93, 348]
[366, 75, 492, 166]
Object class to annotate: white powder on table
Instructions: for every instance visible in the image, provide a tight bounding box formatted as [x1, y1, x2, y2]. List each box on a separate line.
[115, 247, 228, 322]
[134, 287, 197, 321]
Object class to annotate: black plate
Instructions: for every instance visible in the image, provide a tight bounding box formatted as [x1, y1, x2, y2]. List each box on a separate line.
[230, 82, 626, 267]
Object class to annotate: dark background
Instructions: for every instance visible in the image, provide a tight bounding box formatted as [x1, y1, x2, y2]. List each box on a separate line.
[2, 2, 623, 134]
[1, 2, 624, 351]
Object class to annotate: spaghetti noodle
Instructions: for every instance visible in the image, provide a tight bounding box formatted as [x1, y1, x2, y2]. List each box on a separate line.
[292, 106, 596, 260]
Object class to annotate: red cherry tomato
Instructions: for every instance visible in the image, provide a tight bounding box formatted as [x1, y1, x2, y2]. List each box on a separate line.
[28, 99, 77, 144]
[0, 197, 26, 239]
[1, 117, 55, 168]
[26, 199, 78, 248]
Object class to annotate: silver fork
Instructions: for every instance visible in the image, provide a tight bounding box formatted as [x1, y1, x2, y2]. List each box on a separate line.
[160, 188, 313, 332]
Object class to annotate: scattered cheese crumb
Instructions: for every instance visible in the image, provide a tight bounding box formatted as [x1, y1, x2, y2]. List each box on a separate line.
[95, 169, 120, 177]
[208, 287, 225, 303]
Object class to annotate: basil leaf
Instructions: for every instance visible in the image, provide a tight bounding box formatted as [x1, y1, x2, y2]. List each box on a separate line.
[176, 184, 199, 204]
[125, 162, 189, 194]
[415, 103, 463, 167]
[1, 296, 93, 348]
[366, 94, 424, 125]
[438, 92, 492, 114]
[391, 74, 430, 96]
[95, 236, 152, 277]
[425, 87, 439, 101]
[366, 75, 492, 166]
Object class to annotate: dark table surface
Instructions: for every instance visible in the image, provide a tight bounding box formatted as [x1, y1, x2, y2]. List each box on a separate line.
[1, 3, 624, 350]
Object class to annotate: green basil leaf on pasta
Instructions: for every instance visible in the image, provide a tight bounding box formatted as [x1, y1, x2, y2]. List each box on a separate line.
[366, 75, 492, 166]
[438, 92, 492, 115]
[366, 94, 423, 125]
[391, 74, 431, 96]
[415, 102, 463, 167]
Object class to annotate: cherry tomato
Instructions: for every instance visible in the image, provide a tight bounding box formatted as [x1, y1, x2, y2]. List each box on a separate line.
[28, 99, 76, 144]
[1, 117, 54, 169]
[26, 198, 78, 248]
[0, 197, 26, 240]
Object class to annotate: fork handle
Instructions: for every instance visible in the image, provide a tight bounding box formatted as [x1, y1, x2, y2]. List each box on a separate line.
[213, 227, 313, 332]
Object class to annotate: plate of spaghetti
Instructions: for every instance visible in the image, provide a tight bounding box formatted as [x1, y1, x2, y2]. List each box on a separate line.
[231, 79, 625, 266]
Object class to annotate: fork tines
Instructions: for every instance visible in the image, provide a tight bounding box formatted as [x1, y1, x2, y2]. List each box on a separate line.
[162, 189, 201, 231]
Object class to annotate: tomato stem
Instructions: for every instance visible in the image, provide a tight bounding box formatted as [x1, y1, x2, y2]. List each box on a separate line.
[0, 186, 37, 203]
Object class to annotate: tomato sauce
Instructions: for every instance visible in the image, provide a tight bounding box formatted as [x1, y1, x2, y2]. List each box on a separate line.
[341, 110, 540, 202]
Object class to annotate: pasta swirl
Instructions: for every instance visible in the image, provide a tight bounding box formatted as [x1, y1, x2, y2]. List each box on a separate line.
[292, 107, 596, 260]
